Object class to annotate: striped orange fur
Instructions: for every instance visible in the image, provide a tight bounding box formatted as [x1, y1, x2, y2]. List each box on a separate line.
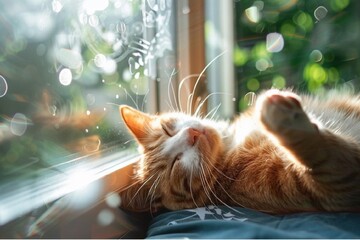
[119, 89, 360, 214]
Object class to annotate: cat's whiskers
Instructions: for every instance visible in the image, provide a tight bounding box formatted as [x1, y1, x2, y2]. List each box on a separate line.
[127, 172, 157, 208]
[187, 93, 193, 115]
[194, 92, 232, 118]
[203, 158, 239, 182]
[148, 174, 162, 214]
[189, 168, 200, 209]
[123, 88, 140, 110]
[140, 88, 151, 112]
[123, 139, 137, 145]
[146, 174, 161, 202]
[205, 103, 222, 120]
[189, 51, 226, 115]
[178, 74, 200, 113]
[198, 164, 217, 206]
[167, 68, 180, 112]
[117, 178, 142, 193]
[201, 163, 247, 214]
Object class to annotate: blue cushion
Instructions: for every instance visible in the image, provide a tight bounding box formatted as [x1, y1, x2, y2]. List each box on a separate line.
[147, 205, 360, 238]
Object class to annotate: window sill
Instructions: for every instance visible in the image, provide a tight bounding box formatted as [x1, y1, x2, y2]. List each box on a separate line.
[0, 147, 140, 238]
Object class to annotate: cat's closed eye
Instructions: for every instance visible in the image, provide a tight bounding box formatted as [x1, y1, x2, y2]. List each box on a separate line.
[161, 123, 172, 137]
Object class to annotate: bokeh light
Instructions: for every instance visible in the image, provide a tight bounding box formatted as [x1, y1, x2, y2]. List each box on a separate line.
[105, 192, 121, 208]
[330, 0, 350, 12]
[247, 78, 260, 91]
[10, 113, 27, 136]
[266, 32, 285, 53]
[310, 50, 323, 63]
[314, 6, 328, 21]
[245, 6, 261, 23]
[255, 58, 271, 71]
[97, 209, 115, 226]
[59, 68, 73, 86]
[272, 75, 286, 89]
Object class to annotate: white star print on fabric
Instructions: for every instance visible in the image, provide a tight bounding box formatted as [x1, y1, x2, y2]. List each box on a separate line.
[167, 205, 248, 225]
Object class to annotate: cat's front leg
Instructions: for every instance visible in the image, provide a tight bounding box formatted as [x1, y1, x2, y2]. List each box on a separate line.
[259, 90, 318, 144]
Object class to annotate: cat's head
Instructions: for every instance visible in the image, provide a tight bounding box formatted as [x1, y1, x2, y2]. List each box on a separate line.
[119, 105, 224, 211]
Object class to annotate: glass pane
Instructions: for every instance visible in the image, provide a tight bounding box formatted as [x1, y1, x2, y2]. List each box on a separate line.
[0, 0, 175, 233]
[233, 0, 360, 111]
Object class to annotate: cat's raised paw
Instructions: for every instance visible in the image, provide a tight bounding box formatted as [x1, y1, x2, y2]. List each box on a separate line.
[259, 91, 316, 135]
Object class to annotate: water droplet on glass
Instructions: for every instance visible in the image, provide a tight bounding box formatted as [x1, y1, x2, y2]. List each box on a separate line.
[128, 57, 137, 74]
[59, 68, 72, 86]
[310, 50, 323, 62]
[89, 15, 99, 27]
[244, 92, 256, 106]
[314, 6, 328, 21]
[78, 13, 88, 25]
[116, 22, 126, 34]
[97, 209, 114, 226]
[50, 105, 57, 116]
[10, 113, 27, 136]
[266, 32, 284, 53]
[0, 75, 8, 98]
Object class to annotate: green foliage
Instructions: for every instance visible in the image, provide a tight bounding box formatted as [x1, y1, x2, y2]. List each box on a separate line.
[234, 0, 360, 111]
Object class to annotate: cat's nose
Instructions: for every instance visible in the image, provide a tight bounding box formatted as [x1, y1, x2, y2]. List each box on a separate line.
[188, 128, 202, 146]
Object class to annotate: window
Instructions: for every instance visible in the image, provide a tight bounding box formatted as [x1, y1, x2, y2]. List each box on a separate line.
[0, 0, 180, 236]
[233, 0, 360, 111]
[1, 0, 359, 238]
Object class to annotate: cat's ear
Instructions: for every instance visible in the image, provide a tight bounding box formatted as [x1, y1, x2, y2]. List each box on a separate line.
[120, 105, 153, 143]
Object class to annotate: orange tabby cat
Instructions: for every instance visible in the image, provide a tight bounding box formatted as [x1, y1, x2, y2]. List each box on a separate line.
[119, 89, 360, 214]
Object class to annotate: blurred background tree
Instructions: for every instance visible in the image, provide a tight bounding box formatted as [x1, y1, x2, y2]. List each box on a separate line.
[234, 0, 360, 111]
